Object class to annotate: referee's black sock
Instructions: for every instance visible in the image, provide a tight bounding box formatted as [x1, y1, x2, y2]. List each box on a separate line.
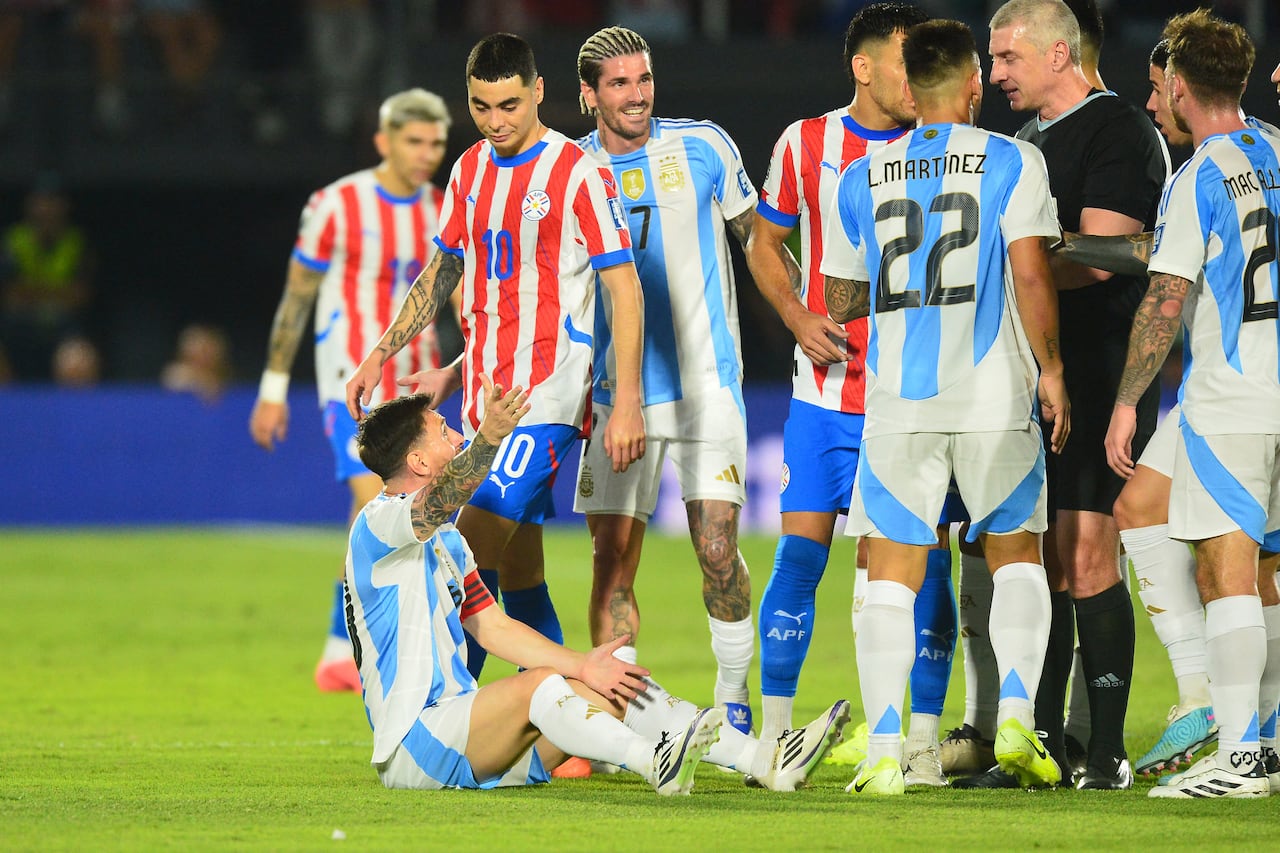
[1035, 589, 1075, 774]
[1075, 581, 1135, 764]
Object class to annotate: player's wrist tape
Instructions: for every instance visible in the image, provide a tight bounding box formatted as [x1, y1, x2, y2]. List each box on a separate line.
[258, 370, 290, 403]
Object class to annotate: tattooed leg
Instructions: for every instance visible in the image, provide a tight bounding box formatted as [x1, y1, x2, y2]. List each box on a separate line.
[687, 499, 751, 621]
[586, 513, 646, 646]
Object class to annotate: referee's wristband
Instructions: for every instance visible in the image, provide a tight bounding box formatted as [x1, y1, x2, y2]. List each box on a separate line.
[258, 370, 290, 403]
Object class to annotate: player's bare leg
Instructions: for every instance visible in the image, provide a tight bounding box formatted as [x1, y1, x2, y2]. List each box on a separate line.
[688, 499, 754, 731]
[586, 512, 646, 646]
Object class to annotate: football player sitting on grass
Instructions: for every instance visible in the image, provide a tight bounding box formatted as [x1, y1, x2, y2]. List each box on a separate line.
[343, 377, 851, 793]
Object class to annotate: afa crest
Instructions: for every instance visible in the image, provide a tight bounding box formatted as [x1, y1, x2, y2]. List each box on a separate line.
[621, 168, 646, 201]
[522, 189, 552, 221]
[658, 156, 685, 192]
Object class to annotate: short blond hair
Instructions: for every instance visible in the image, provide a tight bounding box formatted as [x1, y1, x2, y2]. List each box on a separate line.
[378, 88, 451, 133]
[990, 0, 1081, 65]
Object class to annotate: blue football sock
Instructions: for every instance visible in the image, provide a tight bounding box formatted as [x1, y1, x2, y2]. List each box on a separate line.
[329, 579, 349, 639]
[502, 581, 564, 645]
[759, 535, 829, 698]
[464, 569, 500, 680]
[909, 548, 957, 716]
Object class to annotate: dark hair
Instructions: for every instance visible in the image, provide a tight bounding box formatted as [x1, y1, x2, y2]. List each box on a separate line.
[902, 20, 977, 92]
[843, 2, 929, 86]
[1163, 8, 1253, 108]
[1149, 38, 1170, 71]
[577, 26, 651, 115]
[355, 394, 436, 480]
[466, 32, 538, 86]
[1062, 0, 1103, 56]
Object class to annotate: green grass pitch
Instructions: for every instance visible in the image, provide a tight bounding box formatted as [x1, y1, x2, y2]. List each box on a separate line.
[2, 527, 1274, 851]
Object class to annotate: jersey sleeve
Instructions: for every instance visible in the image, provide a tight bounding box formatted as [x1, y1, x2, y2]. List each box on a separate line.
[1001, 141, 1061, 245]
[293, 187, 337, 272]
[1080, 108, 1166, 225]
[433, 156, 469, 259]
[358, 494, 419, 549]
[1148, 161, 1209, 282]
[757, 121, 802, 228]
[573, 162, 634, 270]
[819, 159, 869, 282]
[703, 122, 757, 222]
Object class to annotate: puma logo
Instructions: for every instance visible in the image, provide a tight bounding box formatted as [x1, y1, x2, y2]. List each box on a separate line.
[773, 609, 808, 625]
[487, 474, 514, 498]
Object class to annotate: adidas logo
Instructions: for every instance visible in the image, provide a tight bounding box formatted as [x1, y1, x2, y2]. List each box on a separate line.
[779, 730, 805, 768]
[715, 465, 742, 485]
[730, 706, 750, 728]
[1090, 673, 1125, 688]
[654, 731, 676, 780]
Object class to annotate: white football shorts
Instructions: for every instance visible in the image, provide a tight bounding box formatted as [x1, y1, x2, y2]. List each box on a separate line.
[376, 692, 549, 790]
[1169, 423, 1280, 549]
[847, 425, 1046, 546]
[574, 383, 747, 520]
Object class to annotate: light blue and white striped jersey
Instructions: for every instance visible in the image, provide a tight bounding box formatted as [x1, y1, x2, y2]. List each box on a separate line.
[578, 118, 756, 405]
[1149, 128, 1280, 435]
[345, 497, 478, 764]
[820, 123, 1059, 438]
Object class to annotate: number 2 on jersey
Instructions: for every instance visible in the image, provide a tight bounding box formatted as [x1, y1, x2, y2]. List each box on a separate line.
[1241, 206, 1279, 322]
[481, 229, 515, 281]
[875, 192, 978, 313]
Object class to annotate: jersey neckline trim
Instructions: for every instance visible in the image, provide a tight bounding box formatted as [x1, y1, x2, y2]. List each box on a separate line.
[841, 113, 907, 141]
[374, 184, 424, 205]
[1035, 90, 1114, 132]
[490, 138, 549, 167]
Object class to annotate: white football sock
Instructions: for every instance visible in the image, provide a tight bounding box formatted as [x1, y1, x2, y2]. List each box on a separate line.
[906, 712, 940, 751]
[1121, 525, 1209, 707]
[709, 615, 754, 706]
[1258, 605, 1280, 751]
[623, 676, 761, 775]
[857, 580, 916, 767]
[1205, 595, 1266, 754]
[989, 561, 1051, 731]
[528, 674, 653, 778]
[760, 695, 793, 743]
[959, 552, 998, 735]
[852, 566, 868, 635]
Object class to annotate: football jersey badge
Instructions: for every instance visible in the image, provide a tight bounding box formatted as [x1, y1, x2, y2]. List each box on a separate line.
[622, 168, 646, 200]
[658, 156, 685, 192]
[522, 189, 552, 221]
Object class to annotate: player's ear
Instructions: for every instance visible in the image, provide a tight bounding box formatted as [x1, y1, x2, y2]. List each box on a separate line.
[534, 76, 545, 105]
[851, 54, 872, 87]
[374, 130, 390, 159]
[579, 80, 597, 114]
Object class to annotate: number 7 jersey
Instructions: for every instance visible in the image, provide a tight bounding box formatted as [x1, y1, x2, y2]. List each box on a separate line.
[821, 123, 1059, 438]
[434, 130, 634, 436]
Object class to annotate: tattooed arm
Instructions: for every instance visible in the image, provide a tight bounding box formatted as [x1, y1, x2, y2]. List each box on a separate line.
[1052, 231, 1153, 277]
[249, 259, 324, 451]
[823, 275, 870, 324]
[1009, 236, 1070, 454]
[410, 374, 528, 540]
[346, 249, 465, 418]
[1105, 271, 1190, 478]
[746, 211, 850, 365]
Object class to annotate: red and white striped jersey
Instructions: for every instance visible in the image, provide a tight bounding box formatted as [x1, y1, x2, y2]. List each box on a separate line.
[294, 169, 445, 408]
[436, 130, 633, 436]
[757, 109, 907, 413]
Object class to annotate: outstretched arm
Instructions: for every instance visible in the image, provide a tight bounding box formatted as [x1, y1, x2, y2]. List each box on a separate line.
[1052, 231, 1153, 278]
[249, 258, 324, 451]
[746, 212, 850, 365]
[410, 375, 529, 541]
[346, 249, 464, 418]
